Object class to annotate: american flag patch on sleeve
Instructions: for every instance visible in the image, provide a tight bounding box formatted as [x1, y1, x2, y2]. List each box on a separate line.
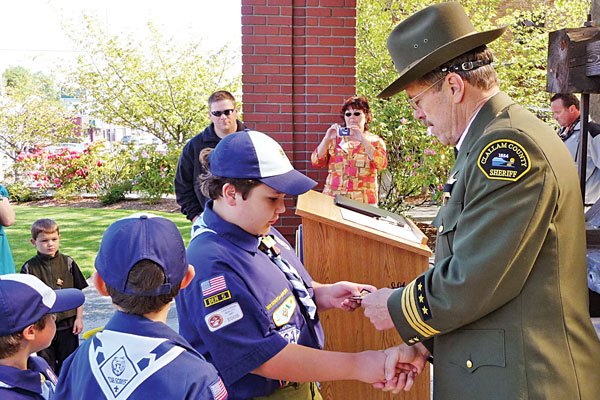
[210, 378, 228, 400]
[202, 276, 227, 297]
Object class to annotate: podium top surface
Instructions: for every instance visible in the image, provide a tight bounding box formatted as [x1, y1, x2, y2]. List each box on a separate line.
[296, 190, 432, 257]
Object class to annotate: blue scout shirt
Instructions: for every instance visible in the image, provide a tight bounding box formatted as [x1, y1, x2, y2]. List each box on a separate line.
[0, 356, 57, 400]
[176, 202, 325, 399]
[55, 311, 227, 400]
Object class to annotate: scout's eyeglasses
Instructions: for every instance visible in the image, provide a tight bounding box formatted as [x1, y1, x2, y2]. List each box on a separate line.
[210, 109, 235, 117]
[407, 76, 445, 111]
[344, 111, 362, 117]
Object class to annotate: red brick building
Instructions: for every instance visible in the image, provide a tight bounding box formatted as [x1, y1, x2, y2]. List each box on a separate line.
[241, 0, 358, 239]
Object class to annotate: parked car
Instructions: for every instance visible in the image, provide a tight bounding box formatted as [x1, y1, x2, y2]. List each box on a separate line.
[44, 142, 86, 154]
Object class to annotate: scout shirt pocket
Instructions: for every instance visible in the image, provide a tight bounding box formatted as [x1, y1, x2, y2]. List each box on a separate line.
[433, 201, 463, 259]
[443, 328, 506, 373]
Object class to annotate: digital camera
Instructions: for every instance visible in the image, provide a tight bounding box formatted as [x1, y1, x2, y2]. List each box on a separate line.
[338, 127, 351, 136]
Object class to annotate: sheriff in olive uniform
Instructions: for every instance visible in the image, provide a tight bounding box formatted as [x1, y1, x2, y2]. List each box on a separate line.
[362, 3, 600, 399]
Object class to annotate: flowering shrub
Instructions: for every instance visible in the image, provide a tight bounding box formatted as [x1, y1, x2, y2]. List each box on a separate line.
[129, 144, 179, 203]
[15, 145, 96, 199]
[14, 141, 180, 203]
[85, 143, 135, 204]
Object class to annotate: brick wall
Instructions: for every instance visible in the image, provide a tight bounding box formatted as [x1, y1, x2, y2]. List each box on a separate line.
[242, 0, 357, 241]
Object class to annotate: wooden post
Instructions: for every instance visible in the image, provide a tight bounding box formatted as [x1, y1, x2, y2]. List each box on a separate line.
[546, 27, 600, 94]
[547, 25, 600, 203]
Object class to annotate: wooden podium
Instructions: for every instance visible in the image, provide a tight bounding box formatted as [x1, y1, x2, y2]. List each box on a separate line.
[296, 190, 432, 400]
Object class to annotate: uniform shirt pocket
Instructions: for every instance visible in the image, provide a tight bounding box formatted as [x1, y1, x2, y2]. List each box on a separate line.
[446, 329, 506, 373]
[435, 201, 463, 258]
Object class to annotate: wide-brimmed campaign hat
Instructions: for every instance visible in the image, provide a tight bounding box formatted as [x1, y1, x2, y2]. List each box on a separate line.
[378, 2, 506, 98]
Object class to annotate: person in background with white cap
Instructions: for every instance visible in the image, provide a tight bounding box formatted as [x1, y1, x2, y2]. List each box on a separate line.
[176, 130, 426, 399]
[361, 3, 600, 399]
[56, 213, 229, 400]
[0, 273, 85, 399]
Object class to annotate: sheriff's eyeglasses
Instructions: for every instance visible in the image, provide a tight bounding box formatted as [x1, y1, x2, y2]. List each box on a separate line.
[345, 111, 362, 117]
[408, 77, 444, 111]
[211, 109, 235, 117]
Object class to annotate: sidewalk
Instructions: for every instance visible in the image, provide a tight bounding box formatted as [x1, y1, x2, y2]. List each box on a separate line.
[81, 279, 180, 334]
[404, 204, 440, 224]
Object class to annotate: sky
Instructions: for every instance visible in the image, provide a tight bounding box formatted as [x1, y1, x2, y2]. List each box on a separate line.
[0, 0, 241, 77]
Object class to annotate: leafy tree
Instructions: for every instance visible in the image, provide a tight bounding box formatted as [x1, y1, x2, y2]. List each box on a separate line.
[357, 0, 589, 210]
[0, 67, 76, 171]
[3, 66, 60, 101]
[68, 16, 241, 145]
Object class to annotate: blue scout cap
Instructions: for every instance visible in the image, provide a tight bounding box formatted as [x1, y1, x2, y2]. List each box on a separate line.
[95, 213, 187, 296]
[0, 274, 85, 336]
[208, 130, 317, 195]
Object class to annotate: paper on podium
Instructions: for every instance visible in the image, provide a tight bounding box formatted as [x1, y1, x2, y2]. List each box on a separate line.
[339, 208, 421, 243]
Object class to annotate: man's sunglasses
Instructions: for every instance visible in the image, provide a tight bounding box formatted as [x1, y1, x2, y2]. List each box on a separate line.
[211, 109, 235, 117]
[344, 111, 362, 117]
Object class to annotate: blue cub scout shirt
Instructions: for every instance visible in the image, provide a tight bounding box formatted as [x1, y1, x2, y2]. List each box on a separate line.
[0, 356, 57, 400]
[177, 203, 324, 399]
[55, 311, 227, 399]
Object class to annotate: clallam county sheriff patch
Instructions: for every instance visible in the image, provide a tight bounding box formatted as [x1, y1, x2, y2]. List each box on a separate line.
[477, 139, 530, 181]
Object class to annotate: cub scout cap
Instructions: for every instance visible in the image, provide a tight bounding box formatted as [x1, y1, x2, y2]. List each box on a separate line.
[0, 274, 85, 336]
[95, 213, 187, 296]
[208, 130, 317, 195]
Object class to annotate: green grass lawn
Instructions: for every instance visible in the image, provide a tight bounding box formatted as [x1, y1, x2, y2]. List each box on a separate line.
[6, 206, 189, 279]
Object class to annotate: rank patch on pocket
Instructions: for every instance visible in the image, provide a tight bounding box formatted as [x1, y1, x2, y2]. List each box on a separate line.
[272, 295, 297, 327]
[478, 139, 530, 181]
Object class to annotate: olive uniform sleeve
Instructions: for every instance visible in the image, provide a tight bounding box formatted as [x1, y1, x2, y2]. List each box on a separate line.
[388, 126, 556, 345]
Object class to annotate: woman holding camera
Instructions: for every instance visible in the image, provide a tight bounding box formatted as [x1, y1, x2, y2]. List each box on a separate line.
[311, 96, 387, 205]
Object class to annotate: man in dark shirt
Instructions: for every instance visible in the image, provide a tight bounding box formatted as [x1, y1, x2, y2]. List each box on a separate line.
[174, 90, 245, 222]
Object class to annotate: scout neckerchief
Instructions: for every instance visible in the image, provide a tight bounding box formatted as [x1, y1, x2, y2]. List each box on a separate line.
[259, 235, 317, 320]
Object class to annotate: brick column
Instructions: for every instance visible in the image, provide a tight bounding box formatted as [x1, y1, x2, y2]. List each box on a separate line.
[242, 0, 357, 241]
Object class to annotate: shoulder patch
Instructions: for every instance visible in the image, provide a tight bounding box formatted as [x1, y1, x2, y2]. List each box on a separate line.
[201, 275, 227, 297]
[477, 139, 530, 181]
[204, 290, 232, 308]
[209, 378, 228, 400]
[205, 302, 243, 332]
